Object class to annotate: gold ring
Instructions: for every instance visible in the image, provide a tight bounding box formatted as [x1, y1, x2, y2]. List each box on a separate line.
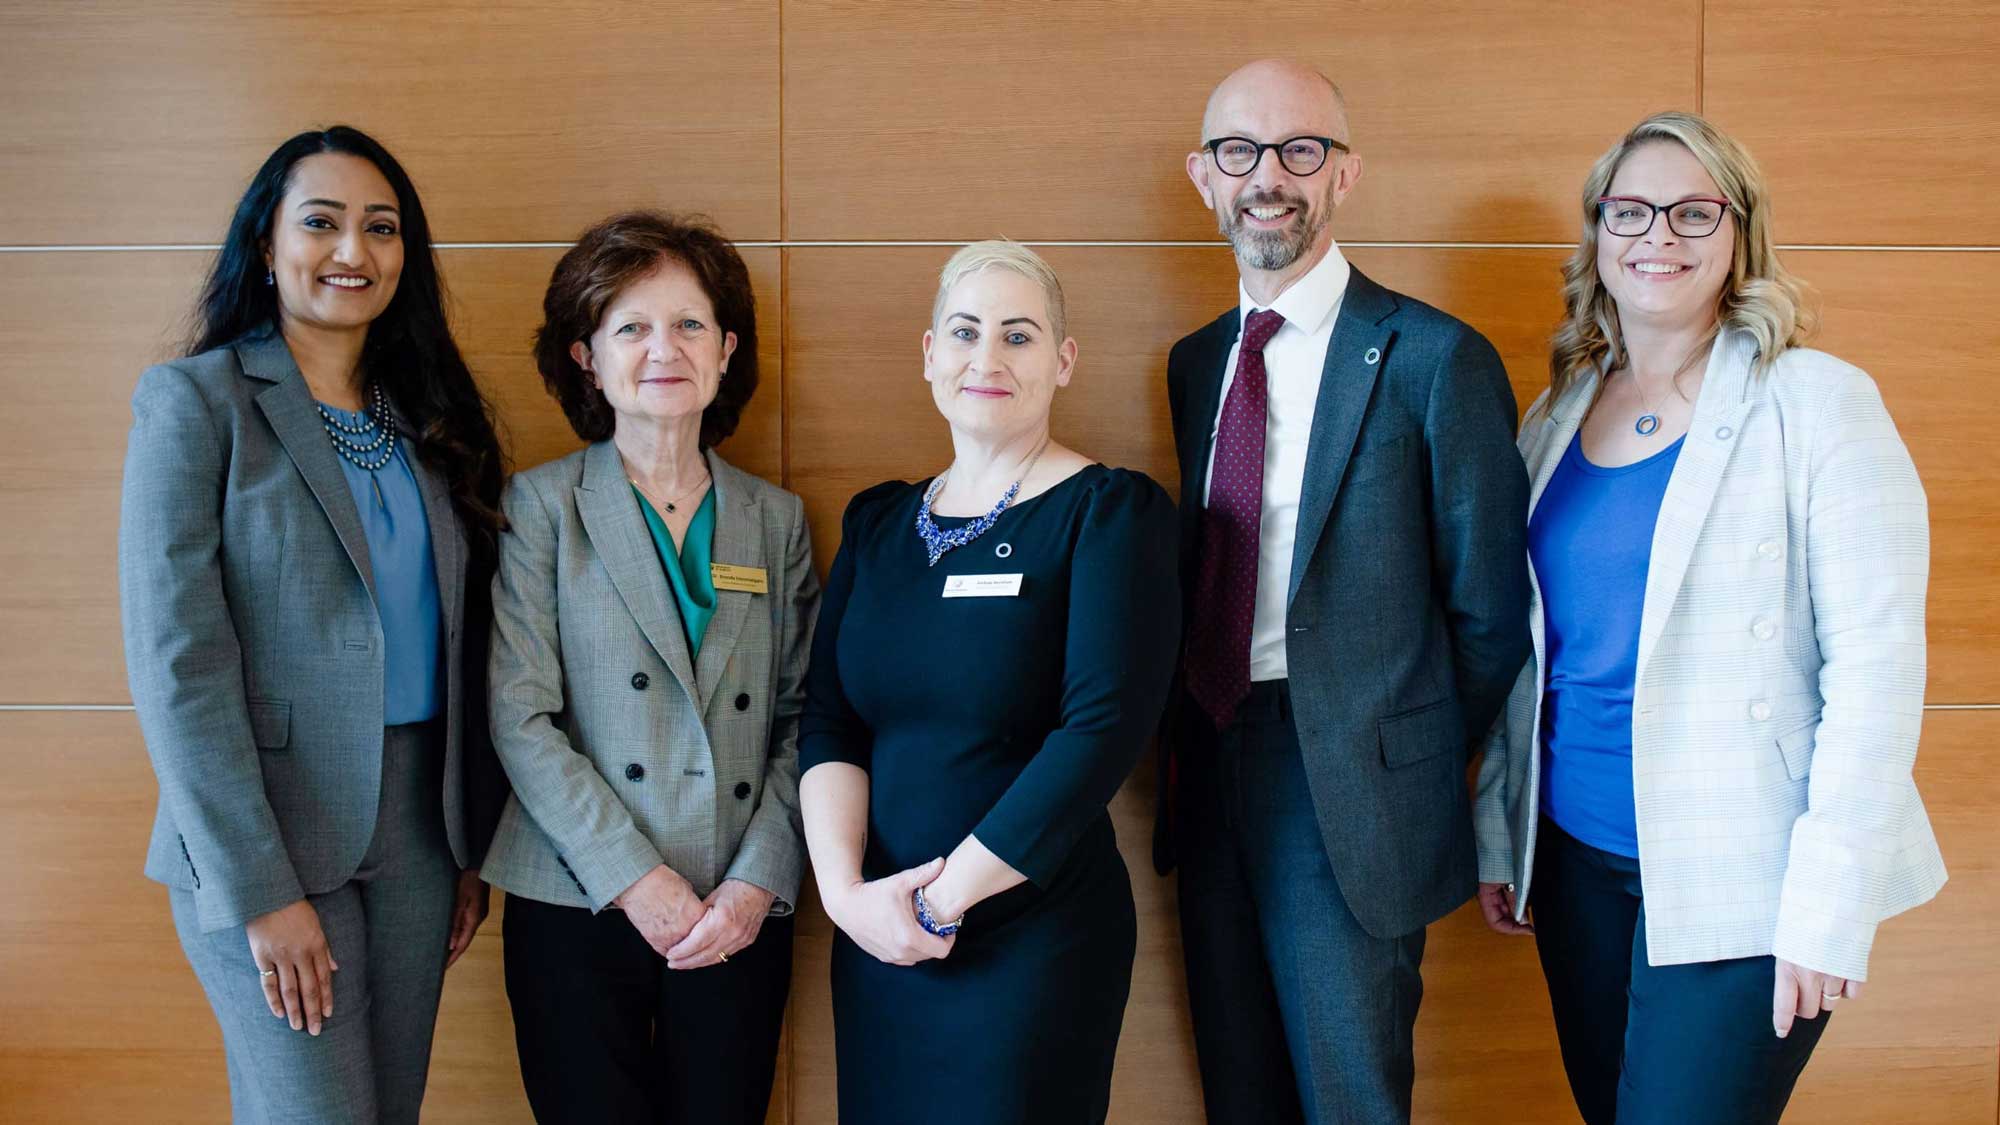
[717, 951, 729, 963]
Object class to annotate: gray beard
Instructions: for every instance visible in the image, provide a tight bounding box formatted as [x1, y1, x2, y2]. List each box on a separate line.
[1219, 193, 1333, 271]
[1228, 224, 1310, 270]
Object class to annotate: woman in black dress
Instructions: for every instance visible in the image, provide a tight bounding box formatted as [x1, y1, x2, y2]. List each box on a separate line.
[799, 241, 1180, 1124]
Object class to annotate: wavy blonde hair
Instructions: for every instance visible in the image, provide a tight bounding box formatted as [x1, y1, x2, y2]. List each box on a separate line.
[1547, 111, 1816, 406]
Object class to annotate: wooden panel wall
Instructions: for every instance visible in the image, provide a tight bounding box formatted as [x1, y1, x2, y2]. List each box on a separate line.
[0, 2, 1992, 1121]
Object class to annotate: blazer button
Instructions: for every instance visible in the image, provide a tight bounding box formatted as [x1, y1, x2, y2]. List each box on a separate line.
[631, 672, 650, 690]
[734, 781, 752, 799]
[1757, 541, 1782, 561]
[1749, 701, 1772, 722]
[625, 763, 645, 781]
[735, 692, 751, 712]
[1751, 617, 1776, 641]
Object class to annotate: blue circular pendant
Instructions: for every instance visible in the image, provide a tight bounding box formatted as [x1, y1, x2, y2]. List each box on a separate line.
[1634, 413, 1661, 436]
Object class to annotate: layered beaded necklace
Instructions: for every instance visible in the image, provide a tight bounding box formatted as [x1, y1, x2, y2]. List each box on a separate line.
[914, 438, 1048, 567]
[315, 380, 397, 507]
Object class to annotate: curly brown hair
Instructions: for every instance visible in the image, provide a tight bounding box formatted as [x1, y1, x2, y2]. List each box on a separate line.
[534, 211, 759, 447]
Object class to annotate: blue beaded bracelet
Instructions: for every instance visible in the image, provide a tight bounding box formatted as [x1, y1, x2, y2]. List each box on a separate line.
[912, 886, 964, 937]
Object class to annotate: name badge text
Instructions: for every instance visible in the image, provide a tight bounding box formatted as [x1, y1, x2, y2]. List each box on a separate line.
[942, 573, 1024, 598]
[710, 563, 769, 594]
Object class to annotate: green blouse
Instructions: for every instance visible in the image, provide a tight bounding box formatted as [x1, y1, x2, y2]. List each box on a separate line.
[632, 484, 718, 657]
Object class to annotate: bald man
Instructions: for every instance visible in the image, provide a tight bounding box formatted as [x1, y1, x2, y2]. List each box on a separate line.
[1155, 60, 1530, 1123]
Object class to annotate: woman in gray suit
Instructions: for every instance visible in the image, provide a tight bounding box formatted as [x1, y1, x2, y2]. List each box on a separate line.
[482, 211, 816, 1124]
[119, 127, 507, 1122]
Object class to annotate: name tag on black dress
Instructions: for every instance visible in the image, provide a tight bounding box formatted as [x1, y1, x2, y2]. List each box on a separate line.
[943, 573, 1024, 598]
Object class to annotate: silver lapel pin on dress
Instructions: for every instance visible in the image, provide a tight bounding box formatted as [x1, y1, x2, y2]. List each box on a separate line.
[995, 542, 1013, 559]
[1364, 346, 1381, 365]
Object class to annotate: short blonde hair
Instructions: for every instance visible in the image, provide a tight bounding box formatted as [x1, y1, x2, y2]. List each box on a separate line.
[931, 240, 1068, 341]
[1548, 111, 1816, 404]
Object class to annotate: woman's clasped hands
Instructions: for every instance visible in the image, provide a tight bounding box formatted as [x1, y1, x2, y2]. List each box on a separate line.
[823, 855, 956, 967]
[616, 864, 774, 969]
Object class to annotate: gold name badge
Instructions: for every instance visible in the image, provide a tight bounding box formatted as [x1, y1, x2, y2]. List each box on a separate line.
[710, 563, 769, 594]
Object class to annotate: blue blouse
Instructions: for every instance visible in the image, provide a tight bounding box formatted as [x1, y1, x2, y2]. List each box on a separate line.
[1527, 430, 1683, 858]
[320, 402, 443, 725]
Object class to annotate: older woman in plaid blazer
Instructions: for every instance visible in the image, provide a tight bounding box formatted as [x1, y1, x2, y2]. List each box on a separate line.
[1473, 112, 1945, 1125]
[481, 213, 816, 1124]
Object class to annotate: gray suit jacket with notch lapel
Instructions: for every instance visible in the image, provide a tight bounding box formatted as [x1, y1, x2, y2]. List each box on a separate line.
[480, 441, 817, 914]
[120, 327, 492, 934]
[1155, 267, 1532, 940]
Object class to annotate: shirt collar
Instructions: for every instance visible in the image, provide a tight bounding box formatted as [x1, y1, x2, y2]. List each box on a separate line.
[1237, 239, 1351, 338]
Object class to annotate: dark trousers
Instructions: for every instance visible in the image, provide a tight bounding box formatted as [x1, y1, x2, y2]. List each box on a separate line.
[1532, 820, 1829, 1125]
[501, 893, 793, 1125]
[1177, 681, 1427, 1125]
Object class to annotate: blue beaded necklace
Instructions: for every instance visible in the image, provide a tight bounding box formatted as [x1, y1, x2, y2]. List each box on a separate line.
[913, 439, 1048, 567]
[315, 380, 396, 507]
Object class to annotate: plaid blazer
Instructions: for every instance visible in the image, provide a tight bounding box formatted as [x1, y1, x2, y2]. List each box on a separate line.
[481, 442, 817, 914]
[1474, 329, 1945, 980]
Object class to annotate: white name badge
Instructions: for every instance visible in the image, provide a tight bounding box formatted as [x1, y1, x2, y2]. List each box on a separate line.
[942, 573, 1024, 598]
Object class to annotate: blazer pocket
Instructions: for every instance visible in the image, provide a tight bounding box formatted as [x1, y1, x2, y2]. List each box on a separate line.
[248, 698, 292, 751]
[1378, 697, 1460, 768]
[1775, 718, 1816, 782]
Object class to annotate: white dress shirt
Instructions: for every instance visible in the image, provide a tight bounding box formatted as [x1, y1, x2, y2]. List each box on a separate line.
[1202, 242, 1351, 682]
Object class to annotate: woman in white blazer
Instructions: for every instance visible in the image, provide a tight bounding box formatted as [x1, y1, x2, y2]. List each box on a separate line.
[1472, 112, 1945, 1125]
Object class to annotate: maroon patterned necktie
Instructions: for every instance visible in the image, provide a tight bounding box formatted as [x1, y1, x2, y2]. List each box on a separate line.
[1185, 308, 1285, 729]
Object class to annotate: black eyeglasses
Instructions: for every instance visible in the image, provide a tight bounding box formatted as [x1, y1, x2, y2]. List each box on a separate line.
[1203, 135, 1348, 177]
[1596, 195, 1733, 238]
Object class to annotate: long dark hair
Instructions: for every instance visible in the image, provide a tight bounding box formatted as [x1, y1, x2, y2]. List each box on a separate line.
[186, 125, 507, 554]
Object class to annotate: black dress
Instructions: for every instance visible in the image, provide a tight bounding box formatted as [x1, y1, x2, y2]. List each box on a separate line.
[800, 465, 1181, 1125]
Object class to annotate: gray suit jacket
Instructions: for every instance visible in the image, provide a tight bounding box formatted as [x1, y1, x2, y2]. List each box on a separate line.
[120, 328, 489, 934]
[480, 442, 816, 914]
[1156, 268, 1532, 939]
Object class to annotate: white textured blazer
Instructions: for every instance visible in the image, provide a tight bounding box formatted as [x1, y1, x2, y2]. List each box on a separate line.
[1474, 327, 1945, 981]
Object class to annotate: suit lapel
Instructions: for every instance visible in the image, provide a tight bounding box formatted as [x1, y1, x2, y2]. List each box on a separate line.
[240, 330, 375, 597]
[1520, 374, 1599, 669]
[404, 433, 466, 650]
[1286, 269, 1396, 606]
[695, 452, 764, 713]
[574, 441, 700, 703]
[1179, 310, 1239, 509]
[1175, 310, 1240, 574]
[1526, 374, 1600, 521]
[1633, 330, 1758, 686]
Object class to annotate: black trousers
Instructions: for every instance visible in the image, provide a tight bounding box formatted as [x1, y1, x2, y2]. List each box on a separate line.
[1177, 682, 1426, 1125]
[1532, 820, 1829, 1125]
[501, 893, 793, 1124]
